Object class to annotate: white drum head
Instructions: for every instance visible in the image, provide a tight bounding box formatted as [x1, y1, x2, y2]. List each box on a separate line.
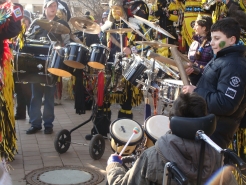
[145, 115, 170, 141]
[111, 119, 143, 143]
[164, 79, 183, 86]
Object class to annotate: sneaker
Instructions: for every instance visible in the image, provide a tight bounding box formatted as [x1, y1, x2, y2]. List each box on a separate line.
[85, 134, 93, 140]
[44, 127, 53, 134]
[26, 127, 42, 134]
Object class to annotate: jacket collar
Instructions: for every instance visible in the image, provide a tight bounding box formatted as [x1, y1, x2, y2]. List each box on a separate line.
[216, 45, 246, 58]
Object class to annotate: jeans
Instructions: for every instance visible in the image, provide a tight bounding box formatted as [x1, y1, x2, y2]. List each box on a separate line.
[29, 83, 55, 128]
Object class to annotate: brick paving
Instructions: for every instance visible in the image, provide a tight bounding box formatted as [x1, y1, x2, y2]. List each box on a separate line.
[10, 99, 145, 185]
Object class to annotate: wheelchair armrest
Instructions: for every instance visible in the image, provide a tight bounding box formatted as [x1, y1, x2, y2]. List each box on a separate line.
[170, 114, 216, 140]
[224, 149, 246, 171]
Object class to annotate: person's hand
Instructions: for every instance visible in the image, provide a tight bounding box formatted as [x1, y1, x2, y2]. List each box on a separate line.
[182, 85, 196, 94]
[123, 47, 132, 55]
[107, 154, 122, 165]
[186, 67, 194, 76]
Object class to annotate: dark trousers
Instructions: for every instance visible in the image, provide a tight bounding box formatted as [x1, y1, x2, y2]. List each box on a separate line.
[15, 83, 32, 117]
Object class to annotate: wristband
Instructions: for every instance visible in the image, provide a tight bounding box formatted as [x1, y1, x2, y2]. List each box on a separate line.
[107, 155, 122, 165]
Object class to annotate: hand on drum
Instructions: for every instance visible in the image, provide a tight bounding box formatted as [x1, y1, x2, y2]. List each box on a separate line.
[182, 85, 196, 94]
[107, 154, 122, 165]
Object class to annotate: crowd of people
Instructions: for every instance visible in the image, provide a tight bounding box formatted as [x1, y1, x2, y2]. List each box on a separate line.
[0, 0, 246, 184]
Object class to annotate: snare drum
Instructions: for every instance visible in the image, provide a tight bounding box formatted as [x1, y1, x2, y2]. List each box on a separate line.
[110, 118, 144, 155]
[13, 42, 57, 85]
[48, 48, 74, 77]
[88, 44, 110, 70]
[159, 79, 183, 102]
[144, 115, 170, 148]
[123, 55, 147, 86]
[63, 42, 89, 69]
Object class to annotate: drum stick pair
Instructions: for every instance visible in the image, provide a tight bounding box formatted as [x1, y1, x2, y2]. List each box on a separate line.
[118, 127, 140, 156]
[147, 51, 200, 75]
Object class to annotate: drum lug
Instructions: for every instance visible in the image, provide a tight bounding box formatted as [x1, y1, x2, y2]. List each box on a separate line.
[37, 64, 44, 70]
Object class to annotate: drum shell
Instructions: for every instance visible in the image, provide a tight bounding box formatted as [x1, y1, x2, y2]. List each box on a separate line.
[88, 44, 110, 69]
[64, 43, 89, 69]
[13, 53, 57, 85]
[144, 115, 170, 146]
[48, 48, 74, 77]
[159, 79, 183, 102]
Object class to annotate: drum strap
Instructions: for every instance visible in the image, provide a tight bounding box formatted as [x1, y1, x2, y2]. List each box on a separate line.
[120, 109, 132, 114]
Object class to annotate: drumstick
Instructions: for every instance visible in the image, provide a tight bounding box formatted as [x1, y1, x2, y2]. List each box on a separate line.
[118, 127, 140, 156]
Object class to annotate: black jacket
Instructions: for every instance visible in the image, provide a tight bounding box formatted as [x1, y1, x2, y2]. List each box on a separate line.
[28, 16, 70, 43]
[194, 45, 246, 148]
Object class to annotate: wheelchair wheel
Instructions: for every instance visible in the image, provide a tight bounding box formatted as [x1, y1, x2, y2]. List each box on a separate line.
[89, 134, 105, 160]
[122, 156, 136, 171]
[54, 129, 71, 154]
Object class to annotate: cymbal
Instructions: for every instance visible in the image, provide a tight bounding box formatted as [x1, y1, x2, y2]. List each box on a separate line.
[105, 28, 133, 34]
[35, 19, 70, 34]
[134, 15, 176, 39]
[70, 17, 101, 34]
[120, 17, 149, 41]
[135, 41, 177, 48]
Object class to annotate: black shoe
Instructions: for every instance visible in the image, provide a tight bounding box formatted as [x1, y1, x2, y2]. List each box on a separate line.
[26, 127, 42, 134]
[44, 127, 53, 134]
[85, 134, 93, 140]
[15, 115, 26, 120]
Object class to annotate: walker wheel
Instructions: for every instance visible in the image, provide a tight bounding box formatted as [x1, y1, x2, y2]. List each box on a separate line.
[54, 129, 71, 154]
[89, 134, 105, 160]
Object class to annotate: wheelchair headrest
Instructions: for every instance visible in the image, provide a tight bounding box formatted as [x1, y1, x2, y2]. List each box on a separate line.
[170, 114, 216, 140]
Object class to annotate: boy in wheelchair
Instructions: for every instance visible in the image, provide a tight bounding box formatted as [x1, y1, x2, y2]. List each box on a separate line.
[106, 93, 237, 185]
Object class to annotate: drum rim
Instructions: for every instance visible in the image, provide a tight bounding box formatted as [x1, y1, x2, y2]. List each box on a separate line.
[90, 44, 110, 52]
[66, 42, 89, 50]
[109, 118, 144, 146]
[144, 114, 169, 143]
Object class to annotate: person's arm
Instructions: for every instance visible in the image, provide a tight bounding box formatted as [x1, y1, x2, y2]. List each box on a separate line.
[106, 152, 150, 185]
[194, 63, 246, 115]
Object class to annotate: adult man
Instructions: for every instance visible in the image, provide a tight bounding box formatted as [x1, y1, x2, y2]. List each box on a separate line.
[26, 0, 70, 134]
[183, 18, 246, 149]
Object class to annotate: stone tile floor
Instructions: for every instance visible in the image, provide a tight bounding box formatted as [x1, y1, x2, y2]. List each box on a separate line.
[10, 99, 145, 185]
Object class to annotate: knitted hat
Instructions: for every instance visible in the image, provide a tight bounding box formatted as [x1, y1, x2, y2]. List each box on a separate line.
[23, 10, 32, 23]
[43, 0, 58, 8]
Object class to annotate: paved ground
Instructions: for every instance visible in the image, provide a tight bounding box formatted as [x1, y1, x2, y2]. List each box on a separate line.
[10, 99, 145, 185]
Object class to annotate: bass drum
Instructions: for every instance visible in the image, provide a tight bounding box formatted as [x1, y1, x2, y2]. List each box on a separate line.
[110, 118, 144, 156]
[13, 42, 57, 86]
[144, 115, 170, 148]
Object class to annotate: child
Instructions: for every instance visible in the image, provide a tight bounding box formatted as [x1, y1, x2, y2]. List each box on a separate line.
[106, 93, 222, 185]
[183, 18, 246, 149]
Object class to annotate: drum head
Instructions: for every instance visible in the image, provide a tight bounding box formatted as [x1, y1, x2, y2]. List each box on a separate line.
[144, 115, 170, 142]
[110, 118, 143, 146]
